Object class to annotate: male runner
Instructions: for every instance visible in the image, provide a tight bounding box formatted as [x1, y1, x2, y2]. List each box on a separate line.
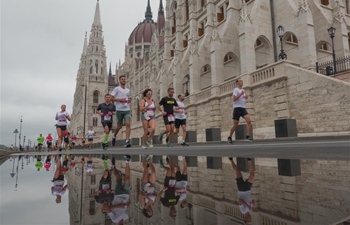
[97, 94, 116, 150]
[63, 131, 70, 150]
[174, 94, 189, 146]
[37, 134, 44, 151]
[175, 157, 189, 209]
[86, 127, 95, 150]
[71, 135, 77, 150]
[102, 155, 131, 224]
[157, 88, 178, 147]
[46, 133, 53, 151]
[35, 155, 43, 171]
[140, 155, 157, 218]
[228, 78, 253, 144]
[110, 75, 132, 148]
[94, 155, 114, 203]
[81, 136, 86, 149]
[229, 157, 255, 224]
[86, 154, 94, 176]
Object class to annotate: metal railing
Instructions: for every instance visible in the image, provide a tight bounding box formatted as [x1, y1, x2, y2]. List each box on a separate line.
[316, 55, 350, 76]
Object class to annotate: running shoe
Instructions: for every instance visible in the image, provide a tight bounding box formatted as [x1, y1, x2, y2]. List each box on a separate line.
[227, 137, 233, 144]
[112, 137, 116, 146]
[124, 140, 131, 148]
[124, 155, 131, 162]
[158, 132, 164, 142]
[181, 141, 189, 147]
[166, 142, 173, 147]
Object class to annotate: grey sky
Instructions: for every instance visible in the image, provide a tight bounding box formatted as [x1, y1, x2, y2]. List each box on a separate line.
[1, 0, 163, 146]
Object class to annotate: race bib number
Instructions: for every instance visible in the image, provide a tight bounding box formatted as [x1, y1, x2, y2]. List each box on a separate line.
[102, 184, 110, 191]
[104, 114, 111, 121]
[145, 109, 155, 120]
[168, 179, 176, 188]
[167, 114, 175, 122]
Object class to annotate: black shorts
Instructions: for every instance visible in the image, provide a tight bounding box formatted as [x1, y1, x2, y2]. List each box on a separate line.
[164, 176, 176, 187]
[82, 141, 85, 144]
[163, 116, 175, 125]
[176, 171, 187, 181]
[38, 143, 43, 146]
[233, 107, 248, 120]
[63, 160, 68, 167]
[64, 137, 69, 143]
[102, 122, 112, 131]
[47, 142, 52, 147]
[56, 125, 67, 131]
[236, 177, 252, 192]
[52, 175, 64, 182]
[175, 119, 186, 128]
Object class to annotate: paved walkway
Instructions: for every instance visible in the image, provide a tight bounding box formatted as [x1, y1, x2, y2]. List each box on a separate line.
[5, 137, 350, 160]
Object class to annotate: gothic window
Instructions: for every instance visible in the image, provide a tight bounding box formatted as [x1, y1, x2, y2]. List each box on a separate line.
[89, 200, 96, 215]
[93, 118, 98, 127]
[93, 91, 99, 103]
[95, 60, 98, 74]
[90, 66, 93, 74]
[224, 53, 233, 63]
[91, 175, 96, 184]
[201, 65, 211, 74]
[218, 5, 224, 22]
[201, 0, 207, 7]
[255, 39, 263, 48]
[321, 0, 329, 6]
[319, 42, 331, 52]
[96, 46, 98, 52]
[183, 75, 190, 96]
[286, 34, 298, 44]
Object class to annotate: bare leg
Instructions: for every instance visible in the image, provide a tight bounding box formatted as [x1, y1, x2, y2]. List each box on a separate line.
[113, 125, 123, 138]
[229, 120, 239, 137]
[125, 121, 131, 140]
[247, 160, 255, 183]
[124, 162, 130, 184]
[148, 160, 156, 183]
[181, 125, 187, 142]
[182, 157, 187, 175]
[230, 159, 243, 179]
[142, 121, 149, 145]
[141, 158, 149, 183]
[243, 114, 252, 137]
[168, 124, 175, 142]
[148, 120, 156, 142]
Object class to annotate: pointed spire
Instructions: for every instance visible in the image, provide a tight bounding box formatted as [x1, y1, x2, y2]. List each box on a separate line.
[93, 0, 101, 25]
[145, 0, 153, 22]
[158, 0, 164, 14]
[82, 32, 88, 55]
[109, 62, 112, 76]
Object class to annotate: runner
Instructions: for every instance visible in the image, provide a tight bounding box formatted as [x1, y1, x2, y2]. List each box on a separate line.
[86, 127, 95, 150]
[157, 88, 179, 147]
[228, 78, 253, 144]
[229, 157, 255, 224]
[55, 104, 71, 152]
[61, 155, 69, 174]
[139, 155, 156, 218]
[102, 155, 131, 224]
[110, 75, 132, 148]
[175, 157, 189, 209]
[86, 154, 94, 176]
[37, 134, 44, 152]
[44, 155, 52, 171]
[46, 133, 53, 152]
[174, 94, 189, 146]
[94, 155, 114, 203]
[71, 135, 77, 150]
[97, 94, 116, 150]
[10, 144, 14, 150]
[63, 131, 70, 151]
[139, 89, 157, 149]
[158, 156, 181, 218]
[51, 156, 68, 204]
[70, 155, 76, 167]
[35, 155, 43, 171]
[81, 136, 86, 149]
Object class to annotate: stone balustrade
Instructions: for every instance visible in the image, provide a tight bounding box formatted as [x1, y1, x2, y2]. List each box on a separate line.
[259, 211, 300, 225]
[219, 79, 236, 95]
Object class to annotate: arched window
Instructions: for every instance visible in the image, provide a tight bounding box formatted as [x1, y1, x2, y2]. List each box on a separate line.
[319, 42, 331, 52]
[346, 0, 350, 14]
[201, 65, 211, 74]
[321, 0, 329, 6]
[201, 0, 206, 7]
[93, 118, 98, 127]
[255, 39, 263, 48]
[93, 91, 99, 103]
[90, 66, 93, 74]
[183, 75, 190, 96]
[96, 46, 98, 52]
[95, 60, 98, 74]
[89, 200, 96, 215]
[224, 53, 234, 63]
[91, 175, 96, 184]
[286, 34, 298, 44]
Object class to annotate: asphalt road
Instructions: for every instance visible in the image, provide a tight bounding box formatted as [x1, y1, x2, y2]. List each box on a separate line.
[8, 137, 350, 160]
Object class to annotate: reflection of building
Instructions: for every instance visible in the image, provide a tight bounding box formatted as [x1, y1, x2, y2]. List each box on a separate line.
[66, 156, 114, 225]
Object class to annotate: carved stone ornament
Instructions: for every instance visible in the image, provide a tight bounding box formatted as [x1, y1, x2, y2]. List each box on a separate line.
[190, 40, 198, 55]
[298, 0, 311, 14]
[333, 1, 344, 23]
[173, 56, 179, 66]
[210, 29, 221, 42]
[240, 1, 251, 23]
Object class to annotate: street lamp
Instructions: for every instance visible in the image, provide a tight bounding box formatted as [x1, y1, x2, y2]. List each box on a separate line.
[13, 129, 19, 150]
[81, 84, 87, 136]
[184, 75, 190, 96]
[277, 25, 287, 60]
[328, 26, 337, 74]
[19, 116, 23, 151]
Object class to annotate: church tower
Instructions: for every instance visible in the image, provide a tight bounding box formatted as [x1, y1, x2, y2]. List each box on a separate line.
[70, 0, 108, 138]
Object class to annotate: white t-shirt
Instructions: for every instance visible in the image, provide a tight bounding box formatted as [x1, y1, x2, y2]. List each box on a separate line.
[56, 111, 70, 126]
[238, 191, 253, 214]
[52, 180, 66, 196]
[87, 130, 95, 138]
[233, 88, 246, 108]
[108, 194, 129, 223]
[175, 180, 187, 202]
[175, 101, 186, 120]
[110, 86, 131, 111]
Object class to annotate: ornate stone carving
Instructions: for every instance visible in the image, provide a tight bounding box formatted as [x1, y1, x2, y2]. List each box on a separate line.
[210, 29, 221, 42]
[240, 1, 251, 23]
[333, 1, 344, 23]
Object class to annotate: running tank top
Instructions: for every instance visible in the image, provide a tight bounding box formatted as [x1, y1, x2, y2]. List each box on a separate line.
[87, 130, 94, 138]
[143, 100, 156, 120]
[52, 180, 65, 195]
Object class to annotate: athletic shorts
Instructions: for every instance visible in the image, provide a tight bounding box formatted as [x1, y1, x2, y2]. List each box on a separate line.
[163, 115, 175, 125]
[176, 171, 188, 181]
[141, 114, 154, 122]
[64, 137, 69, 143]
[116, 111, 131, 125]
[47, 142, 52, 147]
[52, 175, 64, 182]
[38, 143, 43, 146]
[175, 119, 186, 128]
[101, 122, 112, 131]
[164, 176, 176, 188]
[115, 178, 131, 195]
[56, 125, 67, 131]
[233, 107, 248, 120]
[236, 177, 252, 192]
[88, 137, 93, 142]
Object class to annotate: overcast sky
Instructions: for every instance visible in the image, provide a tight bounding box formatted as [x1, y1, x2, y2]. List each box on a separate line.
[1, 0, 163, 146]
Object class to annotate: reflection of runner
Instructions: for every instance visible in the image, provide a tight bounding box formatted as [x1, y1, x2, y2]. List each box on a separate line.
[61, 155, 69, 174]
[175, 157, 188, 209]
[70, 155, 76, 167]
[86, 127, 95, 150]
[86, 155, 94, 176]
[51, 157, 68, 204]
[81, 137, 86, 149]
[95, 155, 113, 203]
[63, 131, 70, 151]
[71, 135, 77, 150]
[44, 155, 52, 171]
[158, 156, 180, 218]
[37, 134, 44, 151]
[35, 155, 43, 171]
[140, 155, 156, 218]
[103, 155, 131, 224]
[229, 157, 255, 224]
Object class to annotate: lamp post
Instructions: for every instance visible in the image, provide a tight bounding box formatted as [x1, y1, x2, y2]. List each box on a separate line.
[328, 26, 337, 74]
[13, 129, 19, 150]
[184, 75, 190, 96]
[23, 136, 26, 149]
[81, 84, 87, 137]
[277, 25, 287, 60]
[19, 116, 23, 151]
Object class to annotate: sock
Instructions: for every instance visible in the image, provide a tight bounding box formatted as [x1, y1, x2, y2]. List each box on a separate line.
[103, 160, 108, 170]
[125, 161, 129, 163]
[104, 133, 109, 143]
